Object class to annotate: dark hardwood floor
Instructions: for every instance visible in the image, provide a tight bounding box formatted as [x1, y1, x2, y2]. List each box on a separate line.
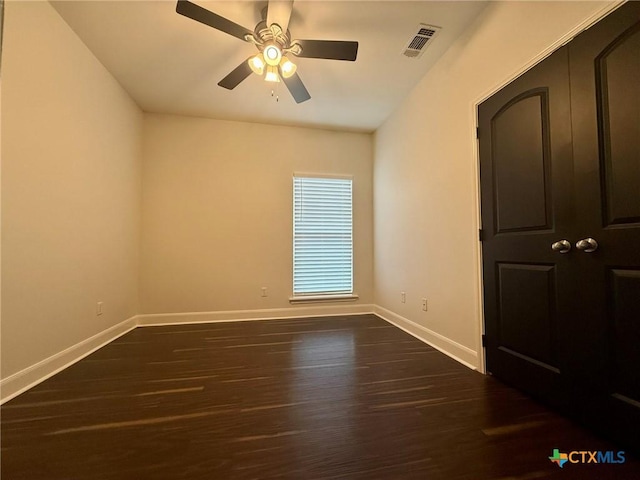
[2, 314, 638, 479]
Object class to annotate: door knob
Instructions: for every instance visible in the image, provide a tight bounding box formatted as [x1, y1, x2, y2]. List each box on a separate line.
[551, 239, 571, 254]
[576, 237, 598, 253]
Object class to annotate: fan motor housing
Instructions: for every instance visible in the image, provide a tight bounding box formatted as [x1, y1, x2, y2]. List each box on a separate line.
[254, 21, 291, 50]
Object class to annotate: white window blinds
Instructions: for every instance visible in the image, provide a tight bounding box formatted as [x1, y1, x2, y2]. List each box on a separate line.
[293, 176, 353, 296]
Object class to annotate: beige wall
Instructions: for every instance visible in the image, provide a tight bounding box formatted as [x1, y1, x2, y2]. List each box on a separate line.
[1, 1, 142, 378]
[373, 1, 615, 368]
[140, 114, 373, 314]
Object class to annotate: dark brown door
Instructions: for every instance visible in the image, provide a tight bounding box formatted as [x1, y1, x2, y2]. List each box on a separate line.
[479, 45, 576, 407]
[479, 2, 640, 452]
[567, 1, 640, 449]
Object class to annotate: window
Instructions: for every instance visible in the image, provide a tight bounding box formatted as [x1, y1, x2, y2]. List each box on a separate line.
[293, 175, 353, 297]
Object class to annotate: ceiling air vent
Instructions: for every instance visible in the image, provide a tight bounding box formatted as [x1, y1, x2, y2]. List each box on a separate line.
[402, 24, 441, 59]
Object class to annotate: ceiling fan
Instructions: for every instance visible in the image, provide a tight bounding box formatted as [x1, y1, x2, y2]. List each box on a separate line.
[176, 0, 359, 103]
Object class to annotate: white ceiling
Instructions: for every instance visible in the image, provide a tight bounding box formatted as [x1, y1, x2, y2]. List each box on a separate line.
[51, 1, 488, 132]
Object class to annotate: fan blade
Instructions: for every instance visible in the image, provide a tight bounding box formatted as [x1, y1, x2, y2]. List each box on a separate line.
[176, 0, 253, 42]
[266, 0, 294, 32]
[295, 40, 358, 61]
[218, 60, 253, 90]
[282, 72, 311, 103]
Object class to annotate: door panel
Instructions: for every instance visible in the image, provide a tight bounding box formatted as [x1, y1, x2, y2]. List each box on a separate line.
[496, 263, 557, 369]
[609, 268, 640, 403]
[600, 265, 640, 452]
[596, 23, 640, 225]
[492, 91, 552, 233]
[569, 2, 640, 239]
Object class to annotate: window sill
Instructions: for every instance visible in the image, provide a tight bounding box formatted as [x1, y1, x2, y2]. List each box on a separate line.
[289, 294, 359, 304]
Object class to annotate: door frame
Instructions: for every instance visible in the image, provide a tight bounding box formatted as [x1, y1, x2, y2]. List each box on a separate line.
[471, 1, 623, 374]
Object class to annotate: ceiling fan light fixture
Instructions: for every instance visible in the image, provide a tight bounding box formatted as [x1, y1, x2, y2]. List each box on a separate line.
[280, 56, 297, 78]
[263, 44, 282, 66]
[176, 0, 358, 103]
[248, 54, 265, 75]
[265, 65, 280, 83]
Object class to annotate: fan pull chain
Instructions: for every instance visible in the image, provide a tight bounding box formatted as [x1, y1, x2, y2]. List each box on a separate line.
[271, 89, 279, 103]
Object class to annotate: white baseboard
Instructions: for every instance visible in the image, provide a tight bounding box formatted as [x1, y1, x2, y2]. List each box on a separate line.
[0, 317, 137, 405]
[373, 305, 479, 370]
[137, 303, 375, 327]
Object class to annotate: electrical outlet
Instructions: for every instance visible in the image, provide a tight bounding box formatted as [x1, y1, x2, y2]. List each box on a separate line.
[422, 299, 428, 311]
[401, 292, 406, 303]
[96, 302, 104, 316]
[261, 287, 268, 297]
